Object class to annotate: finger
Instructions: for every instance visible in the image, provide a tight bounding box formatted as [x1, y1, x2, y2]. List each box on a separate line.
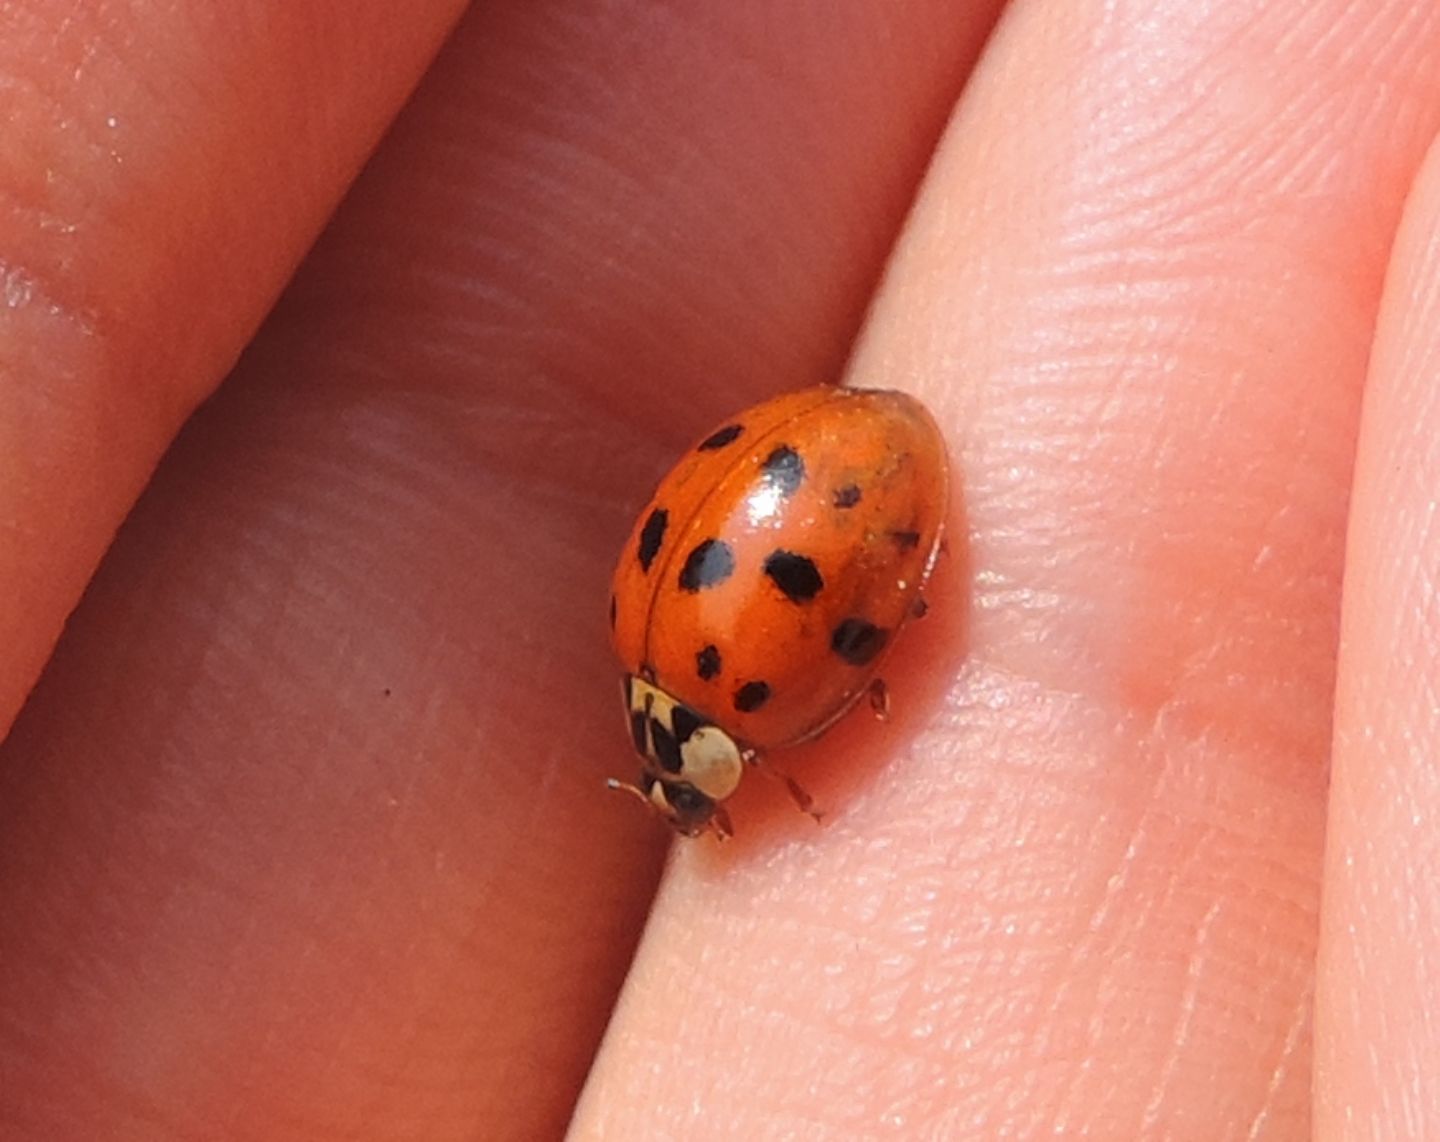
[1315, 135, 1440, 1138]
[0, 2, 1004, 1138]
[0, 0, 464, 732]
[578, 1, 1440, 1136]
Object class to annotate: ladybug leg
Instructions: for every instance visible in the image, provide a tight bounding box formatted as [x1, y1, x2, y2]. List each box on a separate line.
[745, 751, 823, 824]
[709, 805, 734, 841]
[867, 677, 891, 720]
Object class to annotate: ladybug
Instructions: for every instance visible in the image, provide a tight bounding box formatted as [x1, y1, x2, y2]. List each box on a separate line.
[608, 385, 949, 838]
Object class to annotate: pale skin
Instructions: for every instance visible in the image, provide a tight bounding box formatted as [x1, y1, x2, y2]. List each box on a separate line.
[3, 1, 1440, 1138]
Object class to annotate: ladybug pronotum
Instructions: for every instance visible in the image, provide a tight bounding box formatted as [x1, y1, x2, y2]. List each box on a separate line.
[608, 385, 948, 838]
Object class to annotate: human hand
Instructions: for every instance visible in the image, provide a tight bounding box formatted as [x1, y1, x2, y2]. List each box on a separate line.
[1, 2, 1436, 1138]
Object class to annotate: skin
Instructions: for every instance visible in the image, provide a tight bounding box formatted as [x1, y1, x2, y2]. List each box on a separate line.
[0, 0, 1438, 1138]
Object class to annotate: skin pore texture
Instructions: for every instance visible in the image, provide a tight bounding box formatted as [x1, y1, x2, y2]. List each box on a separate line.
[0, 1, 1439, 1139]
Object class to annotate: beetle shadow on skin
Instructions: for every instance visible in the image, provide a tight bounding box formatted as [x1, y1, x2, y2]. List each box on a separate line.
[689, 496, 972, 863]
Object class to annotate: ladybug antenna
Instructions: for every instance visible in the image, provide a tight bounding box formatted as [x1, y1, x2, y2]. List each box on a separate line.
[606, 778, 652, 809]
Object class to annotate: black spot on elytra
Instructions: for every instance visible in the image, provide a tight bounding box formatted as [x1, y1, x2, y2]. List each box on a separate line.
[760, 445, 805, 497]
[733, 681, 771, 712]
[679, 539, 735, 591]
[638, 508, 668, 572]
[609, 595, 617, 628]
[698, 423, 744, 450]
[833, 484, 862, 508]
[650, 718, 683, 773]
[889, 529, 921, 551]
[629, 709, 649, 756]
[763, 550, 824, 603]
[831, 618, 889, 666]
[671, 704, 703, 744]
[696, 644, 722, 681]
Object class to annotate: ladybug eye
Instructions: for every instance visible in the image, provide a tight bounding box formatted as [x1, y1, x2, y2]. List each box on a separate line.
[664, 783, 712, 816]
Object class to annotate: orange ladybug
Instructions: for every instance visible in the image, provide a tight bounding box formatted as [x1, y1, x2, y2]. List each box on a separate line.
[608, 386, 949, 838]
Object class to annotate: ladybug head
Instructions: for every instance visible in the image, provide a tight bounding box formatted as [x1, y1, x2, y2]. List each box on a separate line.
[605, 771, 734, 838]
[644, 773, 730, 838]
